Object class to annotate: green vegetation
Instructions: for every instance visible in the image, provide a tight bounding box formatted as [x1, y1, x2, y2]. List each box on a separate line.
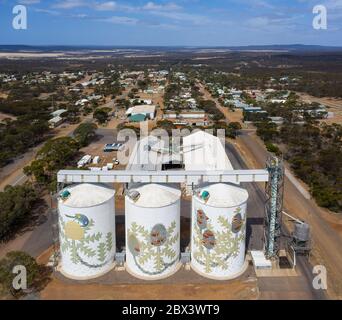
[93, 107, 111, 124]
[155, 120, 176, 134]
[0, 251, 51, 298]
[210, 122, 242, 139]
[198, 100, 224, 121]
[73, 123, 98, 147]
[0, 115, 50, 168]
[265, 142, 281, 156]
[24, 137, 79, 190]
[256, 120, 342, 212]
[0, 185, 40, 241]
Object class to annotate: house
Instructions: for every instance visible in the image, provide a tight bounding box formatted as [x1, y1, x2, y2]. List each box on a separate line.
[75, 99, 89, 106]
[48, 116, 64, 128]
[163, 110, 205, 120]
[50, 109, 67, 118]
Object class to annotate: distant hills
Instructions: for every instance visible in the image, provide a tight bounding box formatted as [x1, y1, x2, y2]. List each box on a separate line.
[0, 44, 342, 53]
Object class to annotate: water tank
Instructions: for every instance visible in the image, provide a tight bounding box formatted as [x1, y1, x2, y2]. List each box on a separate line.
[58, 183, 116, 280]
[125, 183, 181, 280]
[294, 222, 310, 242]
[191, 183, 249, 280]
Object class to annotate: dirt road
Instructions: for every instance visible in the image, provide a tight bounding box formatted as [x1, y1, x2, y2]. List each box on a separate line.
[197, 82, 244, 123]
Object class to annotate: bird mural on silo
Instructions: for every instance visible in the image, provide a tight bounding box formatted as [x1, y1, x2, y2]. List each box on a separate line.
[65, 214, 89, 227]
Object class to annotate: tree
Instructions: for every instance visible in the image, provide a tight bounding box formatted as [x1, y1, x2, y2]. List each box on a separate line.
[156, 120, 176, 134]
[0, 184, 39, 241]
[256, 121, 278, 142]
[0, 251, 51, 298]
[24, 137, 79, 190]
[73, 123, 97, 147]
[93, 107, 110, 124]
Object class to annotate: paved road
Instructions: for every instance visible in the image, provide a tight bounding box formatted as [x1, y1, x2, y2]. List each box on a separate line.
[225, 141, 265, 250]
[0, 114, 94, 191]
[238, 130, 342, 298]
[198, 82, 329, 299]
[226, 138, 326, 299]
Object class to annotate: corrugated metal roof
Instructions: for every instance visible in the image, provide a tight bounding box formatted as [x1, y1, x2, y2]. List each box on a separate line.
[183, 131, 233, 171]
[129, 114, 146, 122]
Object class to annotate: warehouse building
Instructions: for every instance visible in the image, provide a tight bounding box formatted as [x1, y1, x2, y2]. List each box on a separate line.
[126, 105, 156, 121]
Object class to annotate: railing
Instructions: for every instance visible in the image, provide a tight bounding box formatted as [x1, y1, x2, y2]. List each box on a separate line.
[57, 169, 269, 184]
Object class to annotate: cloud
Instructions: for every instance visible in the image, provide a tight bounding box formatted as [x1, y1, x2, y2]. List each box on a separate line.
[94, 1, 118, 11]
[100, 15, 139, 25]
[18, 0, 41, 4]
[34, 8, 60, 15]
[143, 2, 182, 11]
[53, 0, 88, 9]
[244, 14, 304, 32]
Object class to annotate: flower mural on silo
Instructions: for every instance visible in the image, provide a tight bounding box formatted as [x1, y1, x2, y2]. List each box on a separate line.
[128, 221, 179, 276]
[128, 234, 141, 257]
[193, 206, 245, 274]
[232, 208, 243, 234]
[59, 215, 114, 268]
[202, 230, 216, 250]
[197, 209, 209, 230]
[150, 224, 167, 246]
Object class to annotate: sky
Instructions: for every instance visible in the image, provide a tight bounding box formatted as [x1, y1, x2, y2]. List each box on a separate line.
[0, 0, 341, 46]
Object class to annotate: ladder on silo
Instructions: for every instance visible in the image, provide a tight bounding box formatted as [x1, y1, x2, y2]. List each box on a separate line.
[264, 156, 284, 259]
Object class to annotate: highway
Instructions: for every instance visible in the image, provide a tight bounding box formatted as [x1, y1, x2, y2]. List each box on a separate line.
[225, 141, 266, 251]
[197, 81, 330, 298]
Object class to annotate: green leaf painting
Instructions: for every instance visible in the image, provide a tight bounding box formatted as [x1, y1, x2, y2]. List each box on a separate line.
[193, 206, 245, 274]
[128, 220, 179, 276]
[59, 215, 114, 269]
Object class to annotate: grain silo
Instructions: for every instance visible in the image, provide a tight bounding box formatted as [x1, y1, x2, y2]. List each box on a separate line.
[58, 183, 116, 280]
[125, 183, 181, 280]
[191, 183, 249, 280]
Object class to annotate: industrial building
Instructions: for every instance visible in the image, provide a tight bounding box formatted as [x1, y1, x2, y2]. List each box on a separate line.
[126, 105, 156, 121]
[55, 131, 285, 282]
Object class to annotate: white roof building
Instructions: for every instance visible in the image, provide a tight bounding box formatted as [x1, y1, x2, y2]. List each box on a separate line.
[126, 105, 156, 120]
[183, 131, 233, 171]
[126, 131, 233, 179]
[126, 135, 180, 171]
[51, 109, 67, 118]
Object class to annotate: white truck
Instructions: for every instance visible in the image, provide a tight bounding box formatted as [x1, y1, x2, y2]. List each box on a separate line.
[77, 155, 92, 168]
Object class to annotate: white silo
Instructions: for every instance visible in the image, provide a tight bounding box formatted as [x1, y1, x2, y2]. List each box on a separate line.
[125, 183, 181, 280]
[191, 183, 249, 280]
[58, 183, 116, 280]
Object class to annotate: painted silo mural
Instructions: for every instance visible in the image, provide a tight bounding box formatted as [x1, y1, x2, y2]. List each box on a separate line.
[191, 183, 249, 279]
[125, 183, 181, 280]
[58, 183, 116, 279]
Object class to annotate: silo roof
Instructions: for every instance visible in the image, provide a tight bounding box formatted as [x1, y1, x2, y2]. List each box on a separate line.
[127, 183, 181, 208]
[60, 183, 115, 208]
[197, 183, 248, 208]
